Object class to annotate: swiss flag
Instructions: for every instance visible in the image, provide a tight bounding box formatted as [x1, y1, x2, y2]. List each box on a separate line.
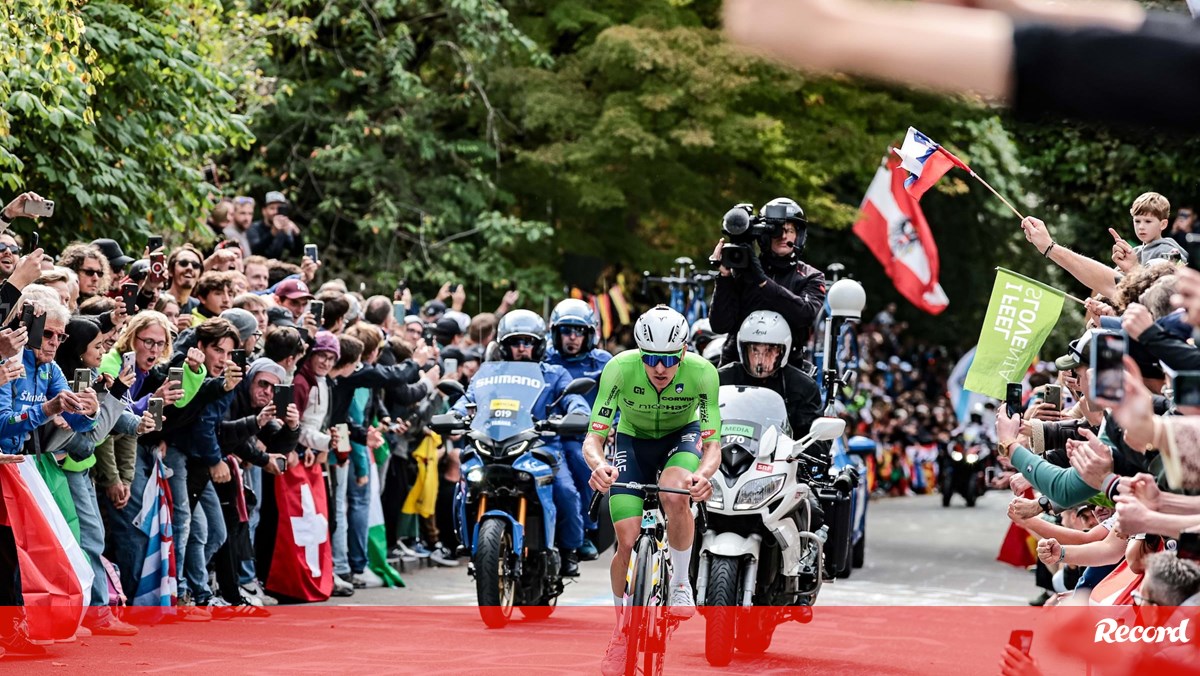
[265, 463, 333, 602]
[852, 156, 949, 315]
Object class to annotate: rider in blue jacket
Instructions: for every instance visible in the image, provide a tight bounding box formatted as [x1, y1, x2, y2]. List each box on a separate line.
[543, 299, 612, 559]
[453, 310, 588, 577]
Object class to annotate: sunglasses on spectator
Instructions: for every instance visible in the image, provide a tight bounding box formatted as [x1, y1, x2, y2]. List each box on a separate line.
[0, 244, 18, 254]
[234, 196, 255, 205]
[175, 259, 202, 270]
[42, 330, 67, 344]
[558, 326, 587, 337]
[641, 352, 682, 368]
[254, 379, 276, 390]
[78, 268, 104, 278]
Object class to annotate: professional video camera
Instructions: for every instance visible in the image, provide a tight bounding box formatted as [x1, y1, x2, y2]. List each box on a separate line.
[717, 199, 807, 269]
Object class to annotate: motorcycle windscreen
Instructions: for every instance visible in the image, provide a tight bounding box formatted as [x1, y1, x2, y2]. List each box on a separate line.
[468, 361, 546, 442]
[717, 385, 790, 455]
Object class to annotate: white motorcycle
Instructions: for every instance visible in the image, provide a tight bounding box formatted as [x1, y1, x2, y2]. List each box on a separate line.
[696, 385, 853, 666]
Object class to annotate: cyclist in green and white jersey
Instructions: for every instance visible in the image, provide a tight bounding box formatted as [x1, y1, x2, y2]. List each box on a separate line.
[583, 305, 721, 675]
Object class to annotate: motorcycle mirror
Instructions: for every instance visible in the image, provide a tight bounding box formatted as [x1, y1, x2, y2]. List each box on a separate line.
[563, 377, 597, 397]
[759, 425, 779, 458]
[809, 417, 846, 442]
[436, 379, 466, 398]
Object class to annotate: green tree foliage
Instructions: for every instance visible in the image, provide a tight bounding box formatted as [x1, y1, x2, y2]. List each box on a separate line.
[228, 0, 555, 302]
[0, 1, 295, 249]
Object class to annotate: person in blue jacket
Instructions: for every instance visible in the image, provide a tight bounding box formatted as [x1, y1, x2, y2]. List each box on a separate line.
[543, 299, 612, 559]
[0, 301, 97, 455]
[453, 309, 588, 577]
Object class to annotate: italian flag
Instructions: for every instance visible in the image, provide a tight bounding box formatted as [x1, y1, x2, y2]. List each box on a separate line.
[0, 461, 93, 641]
[366, 446, 404, 587]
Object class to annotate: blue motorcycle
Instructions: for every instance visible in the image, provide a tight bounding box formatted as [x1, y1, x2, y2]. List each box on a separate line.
[431, 362, 592, 628]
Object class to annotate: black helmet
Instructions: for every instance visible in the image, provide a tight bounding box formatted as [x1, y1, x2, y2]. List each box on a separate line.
[759, 197, 808, 255]
[497, 309, 547, 361]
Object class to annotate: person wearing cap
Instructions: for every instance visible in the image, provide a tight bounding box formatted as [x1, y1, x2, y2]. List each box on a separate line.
[434, 316, 463, 349]
[270, 278, 319, 338]
[422, 299, 447, 322]
[247, 191, 302, 259]
[58, 242, 112, 302]
[222, 308, 262, 354]
[90, 238, 134, 276]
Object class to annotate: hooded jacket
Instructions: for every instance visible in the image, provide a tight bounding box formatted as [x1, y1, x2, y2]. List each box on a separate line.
[0, 349, 95, 454]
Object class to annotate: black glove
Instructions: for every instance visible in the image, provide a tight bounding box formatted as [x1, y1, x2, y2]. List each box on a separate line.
[741, 252, 768, 284]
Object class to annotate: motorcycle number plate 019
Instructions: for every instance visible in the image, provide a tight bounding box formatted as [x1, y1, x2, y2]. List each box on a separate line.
[490, 399, 520, 419]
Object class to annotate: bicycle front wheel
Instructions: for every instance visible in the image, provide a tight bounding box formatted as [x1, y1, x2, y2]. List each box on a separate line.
[623, 535, 657, 675]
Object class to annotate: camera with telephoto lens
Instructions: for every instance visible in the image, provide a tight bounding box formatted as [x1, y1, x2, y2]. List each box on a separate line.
[717, 203, 788, 269]
[1031, 418, 1088, 454]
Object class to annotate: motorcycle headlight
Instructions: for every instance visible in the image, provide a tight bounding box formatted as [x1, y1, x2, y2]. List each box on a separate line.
[966, 453, 979, 464]
[951, 451, 963, 462]
[733, 474, 786, 511]
[473, 439, 492, 458]
[466, 467, 484, 485]
[504, 440, 530, 457]
[707, 482, 724, 510]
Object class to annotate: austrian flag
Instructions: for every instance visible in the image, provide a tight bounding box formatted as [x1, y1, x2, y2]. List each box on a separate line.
[852, 156, 949, 315]
[894, 127, 971, 201]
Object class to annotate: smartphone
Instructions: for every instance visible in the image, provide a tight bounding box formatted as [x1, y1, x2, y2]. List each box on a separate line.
[1043, 384, 1062, 411]
[508, 280, 518, 292]
[1099, 315, 1122, 331]
[150, 252, 166, 278]
[25, 310, 45, 350]
[273, 383, 293, 416]
[121, 282, 139, 315]
[444, 358, 458, 374]
[451, 283, 461, 293]
[73, 368, 91, 393]
[25, 200, 53, 218]
[308, 300, 324, 325]
[27, 231, 39, 253]
[392, 300, 406, 325]
[1186, 233, 1200, 272]
[395, 279, 407, 295]
[304, 244, 319, 263]
[168, 367, 184, 391]
[147, 235, 164, 253]
[1008, 629, 1033, 656]
[274, 456, 287, 473]
[1005, 383, 1024, 417]
[984, 466, 1000, 485]
[121, 351, 136, 373]
[422, 323, 436, 345]
[148, 397, 164, 431]
[230, 349, 248, 370]
[1178, 532, 1200, 562]
[1090, 332, 1127, 401]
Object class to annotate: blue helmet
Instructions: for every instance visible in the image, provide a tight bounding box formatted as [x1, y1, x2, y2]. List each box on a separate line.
[549, 299, 598, 354]
[496, 309, 547, 361]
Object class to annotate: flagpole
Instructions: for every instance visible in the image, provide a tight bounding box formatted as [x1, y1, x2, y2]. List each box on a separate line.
[997, 266, 1085, 306]
[938, 147, 1026, 220]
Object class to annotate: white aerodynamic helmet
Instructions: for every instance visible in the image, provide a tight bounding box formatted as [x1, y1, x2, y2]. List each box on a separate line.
[634, 305, 689, 353]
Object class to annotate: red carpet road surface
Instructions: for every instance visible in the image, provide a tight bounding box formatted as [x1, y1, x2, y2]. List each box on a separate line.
[8, 606, 1198, 675]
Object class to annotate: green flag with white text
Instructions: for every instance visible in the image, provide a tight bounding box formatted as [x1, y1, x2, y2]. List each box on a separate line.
[964, 268, 1066, 399]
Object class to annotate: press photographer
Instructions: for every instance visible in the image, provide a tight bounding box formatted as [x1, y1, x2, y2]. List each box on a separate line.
[709, 198, 826, 370]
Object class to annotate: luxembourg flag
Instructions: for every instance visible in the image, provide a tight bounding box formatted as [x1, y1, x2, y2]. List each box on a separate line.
[894, 127, 971, 201]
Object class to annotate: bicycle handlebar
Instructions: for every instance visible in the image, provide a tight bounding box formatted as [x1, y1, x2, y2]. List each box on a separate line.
[587, 482, 703, 523]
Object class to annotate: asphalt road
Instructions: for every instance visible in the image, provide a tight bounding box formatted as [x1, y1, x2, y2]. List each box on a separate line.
[329, 490, 1036, 607]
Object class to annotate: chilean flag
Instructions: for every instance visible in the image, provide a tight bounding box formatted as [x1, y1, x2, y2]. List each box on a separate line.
[852, 156, 949, 315]
[894, 127, 970, 201]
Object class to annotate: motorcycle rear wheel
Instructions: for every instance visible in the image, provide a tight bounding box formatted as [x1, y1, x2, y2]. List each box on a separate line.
[475, 519, 516, 628]
[704, 555, 738, 666]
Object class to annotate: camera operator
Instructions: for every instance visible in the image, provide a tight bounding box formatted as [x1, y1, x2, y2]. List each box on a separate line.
[709, 198, 826, 371]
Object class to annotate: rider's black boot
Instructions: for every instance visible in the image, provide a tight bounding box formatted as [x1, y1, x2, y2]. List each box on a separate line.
[560, 549, 580, 577]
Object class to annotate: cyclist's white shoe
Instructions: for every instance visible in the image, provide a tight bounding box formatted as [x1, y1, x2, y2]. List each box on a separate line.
[668, 583, 696, 619]
[600, 630, 628, 676]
